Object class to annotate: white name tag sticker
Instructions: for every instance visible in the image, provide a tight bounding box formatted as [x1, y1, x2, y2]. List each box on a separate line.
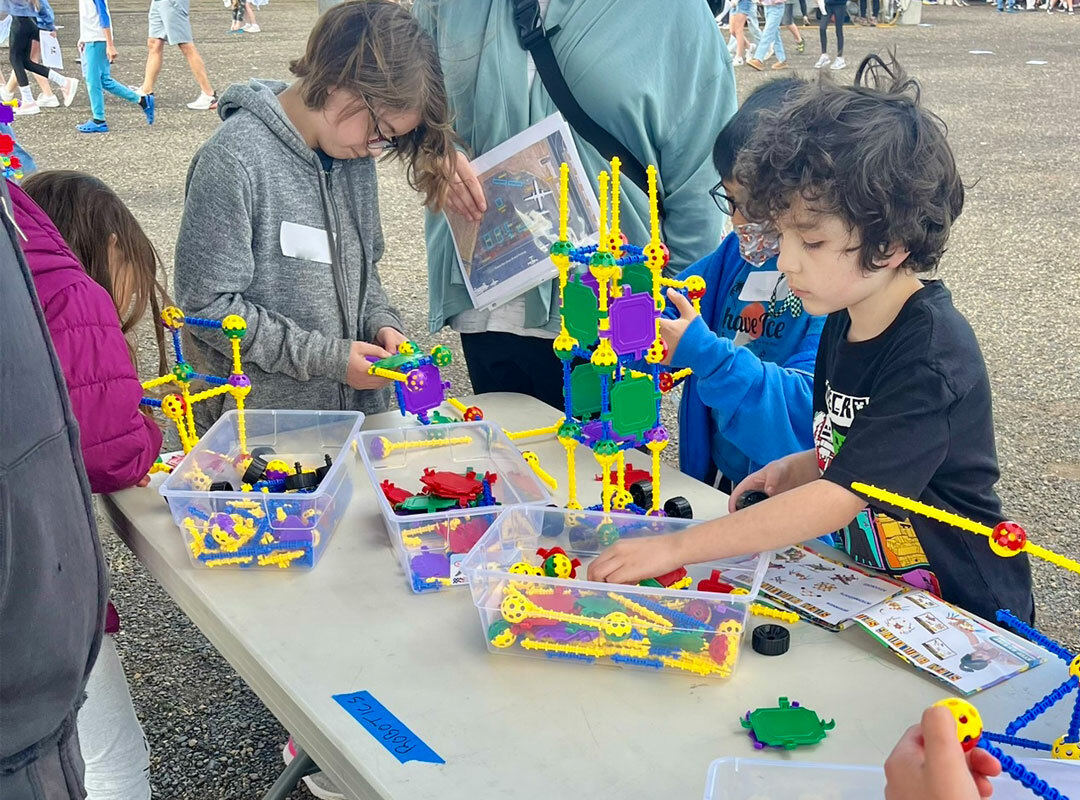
[739, 270, 786, 302]
[280, 221, 332, 264]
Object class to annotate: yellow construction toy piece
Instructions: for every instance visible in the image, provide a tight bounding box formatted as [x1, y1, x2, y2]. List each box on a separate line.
[504, 423, 560, 441]
[375, 435, 473, 457]
[561, 436, 582, 510]
[521, 451, 558, 492]
[401, 518, 462, 549]
[852, 482, 1080, 576]
[750, 604, 800, 624]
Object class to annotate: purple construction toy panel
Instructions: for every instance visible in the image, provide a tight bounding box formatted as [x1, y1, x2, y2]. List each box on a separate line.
[609, 291, 659, 358]
[581, 420, 638, 447]
[401, 364, 449, 416]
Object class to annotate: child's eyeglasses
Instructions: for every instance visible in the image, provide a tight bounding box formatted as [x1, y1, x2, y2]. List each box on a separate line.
[709, 180, 737, 216]
[365, 100, 399, 152]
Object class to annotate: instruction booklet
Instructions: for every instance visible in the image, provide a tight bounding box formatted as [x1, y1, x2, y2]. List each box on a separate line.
[444, 113, 599, 311]
[854, 591, 1045, 695]
[758, 546, 907, 631]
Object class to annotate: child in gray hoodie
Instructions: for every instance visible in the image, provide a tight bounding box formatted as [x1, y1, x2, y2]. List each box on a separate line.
[175, 0, 454, 431]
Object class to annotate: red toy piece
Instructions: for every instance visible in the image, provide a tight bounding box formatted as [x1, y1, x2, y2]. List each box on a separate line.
[596, 466, 652, 489]
[709, 631, 730, 664]
[528, 592, 578, 613]
[684, 599, 712, 623]
[447, 518, 488, 554]
[380, 479, 414, 506]
[419, 468, 494, 506]
[991, 521, 1027, 554]
[653, 567, 688, 588]
[658, 372, 674, 393]
[463, 406, 484, 421]
[697, 569, 735, 594]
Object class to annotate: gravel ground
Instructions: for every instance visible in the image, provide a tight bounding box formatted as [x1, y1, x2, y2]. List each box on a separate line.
[14, 1, 1079, 796]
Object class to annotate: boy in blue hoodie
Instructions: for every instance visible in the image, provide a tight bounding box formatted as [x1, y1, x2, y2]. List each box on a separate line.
[661, 77, 824, 491]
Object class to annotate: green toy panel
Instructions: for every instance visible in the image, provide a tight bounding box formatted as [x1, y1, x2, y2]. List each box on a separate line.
[371, 353, 417, 372]
[563, 279, 601, 346]
[621, 263, 654, 296]
[742, 698, 835, 750]
[570, 363, 603, 419]
[607, 375, 659, 439]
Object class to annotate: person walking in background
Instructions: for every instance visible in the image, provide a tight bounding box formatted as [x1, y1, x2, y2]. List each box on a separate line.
[0, 0, 58, 109]
[139, 0, 217, 110]
[815, 0, 847, 70]
[77, 0, 155, 132]
[2, 0, 79, 116]
[747, 0, 789, 70]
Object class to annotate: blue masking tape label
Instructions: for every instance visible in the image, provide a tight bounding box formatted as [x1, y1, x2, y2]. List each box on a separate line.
[332, 690, 444, 765]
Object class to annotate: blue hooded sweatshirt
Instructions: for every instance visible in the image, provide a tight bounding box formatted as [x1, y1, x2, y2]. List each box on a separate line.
[671, 231, 825, 486]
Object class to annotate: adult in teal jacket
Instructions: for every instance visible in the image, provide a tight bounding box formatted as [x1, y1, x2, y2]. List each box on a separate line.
[414, 0, 735, 408]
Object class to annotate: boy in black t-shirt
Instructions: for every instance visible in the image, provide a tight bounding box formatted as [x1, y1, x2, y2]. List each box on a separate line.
[588, 55, 1034, 625]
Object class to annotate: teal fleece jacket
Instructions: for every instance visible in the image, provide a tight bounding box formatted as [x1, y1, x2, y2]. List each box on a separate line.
[414, 0, 736, 333]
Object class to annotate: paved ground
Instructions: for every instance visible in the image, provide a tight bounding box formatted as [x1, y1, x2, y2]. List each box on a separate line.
[15, 1, 1079, 796]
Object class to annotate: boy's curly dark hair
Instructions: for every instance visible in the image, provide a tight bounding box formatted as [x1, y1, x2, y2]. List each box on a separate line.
[734, 53, 964, 274]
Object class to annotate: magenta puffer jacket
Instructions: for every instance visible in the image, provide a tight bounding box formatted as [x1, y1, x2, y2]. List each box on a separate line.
[12, 180, 163, 493]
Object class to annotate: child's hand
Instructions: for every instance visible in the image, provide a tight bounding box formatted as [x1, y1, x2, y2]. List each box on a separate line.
[346, 341, 393, 391]
[657, 288, 699, 366]
[375, 326, 408, 355]
[728, 450, 818, 513]
[885, 705, 1000, 800]
[107, 43, 119, 63]
[586, 533, 687, 584]
[442, 150, 486, 221]
[137, 475, 151, 488]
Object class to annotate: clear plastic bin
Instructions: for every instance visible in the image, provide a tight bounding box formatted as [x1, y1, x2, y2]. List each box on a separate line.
[460, 506, 770, 679]
[703, 757, 1080, 799]
[358, 422, 555, 592]
[703, 758, 884, 799]
[160, 410, 364, 570]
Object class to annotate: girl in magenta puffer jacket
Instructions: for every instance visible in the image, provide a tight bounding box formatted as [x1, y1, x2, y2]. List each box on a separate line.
[15, 172, 163, 800]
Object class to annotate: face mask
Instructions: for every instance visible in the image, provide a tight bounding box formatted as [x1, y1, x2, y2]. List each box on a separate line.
[735, 222, 781, 267]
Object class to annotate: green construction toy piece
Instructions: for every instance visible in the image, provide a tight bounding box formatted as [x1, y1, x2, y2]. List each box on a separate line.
[395, 495, 461, 514]
[638, 578, 663, 588]
[370, 353, 419, 372]
[621, 262, 654, 296]
[563, 277, 601, 346]
[575, 596, 625, 618]
[596, 522, 620, 546]
[429, 411, 455, 425]
[650, 630, 707, 653]
[605, 375, 660, 439]
[740, 697, 835, 750]
[570, 363, 603, 419]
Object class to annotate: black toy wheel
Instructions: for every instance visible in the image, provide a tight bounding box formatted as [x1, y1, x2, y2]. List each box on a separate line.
[629, 479, 653, 509]
[663, 496, 693, 519]
[735, 490, 771, 511]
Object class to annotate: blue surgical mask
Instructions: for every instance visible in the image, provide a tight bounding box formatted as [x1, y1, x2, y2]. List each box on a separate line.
[735, 222, 781, 267]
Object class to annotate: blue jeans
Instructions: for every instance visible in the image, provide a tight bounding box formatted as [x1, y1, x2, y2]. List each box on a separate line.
[82, 41, 139, 121]
[756, 3, 786, 61]
[996, 0, 1015, 9]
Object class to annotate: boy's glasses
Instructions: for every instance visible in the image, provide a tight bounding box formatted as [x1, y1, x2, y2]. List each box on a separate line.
[709, 180, 737, 216]
[365, 100, 399, 152]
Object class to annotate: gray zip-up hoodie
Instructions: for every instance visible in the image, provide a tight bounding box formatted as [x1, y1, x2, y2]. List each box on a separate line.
[175, 80, 404, 431]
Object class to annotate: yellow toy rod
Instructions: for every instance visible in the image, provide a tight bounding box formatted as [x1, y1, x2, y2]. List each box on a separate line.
[558, 162, 569, 242]
[368, 366, 408, 383]
[851, 482, 1080, 575]
[503, 423, 560, 441]
[521, 451, 558, 492]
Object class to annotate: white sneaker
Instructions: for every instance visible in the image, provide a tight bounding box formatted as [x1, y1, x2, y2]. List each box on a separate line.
[186, 91, 218, 110]
[830, 55, 848, 69]
[37, 93, 59, 108]
[14, 100, 40, 116]
[61, 77, 79, 107]
[282, 740, 344, 800]
[814, 54, 831, 68]
[242, 22, 260, 32]
[0, 87, 13, 103]
[732, 55, 745, 65]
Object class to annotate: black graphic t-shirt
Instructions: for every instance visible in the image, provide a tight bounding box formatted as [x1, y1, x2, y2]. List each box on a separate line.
[813, 281, 1034, 623]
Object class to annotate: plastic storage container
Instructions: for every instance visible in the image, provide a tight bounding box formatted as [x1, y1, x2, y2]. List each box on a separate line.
[703, 758, 884, 799]
[358, 421, 555, 592]
[160, 409, 364, 570]
[461, 506, 770, 678]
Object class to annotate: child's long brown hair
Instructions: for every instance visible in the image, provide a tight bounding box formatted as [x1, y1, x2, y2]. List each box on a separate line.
[22, 170, 170, 376]
[289, 0, 456, 208]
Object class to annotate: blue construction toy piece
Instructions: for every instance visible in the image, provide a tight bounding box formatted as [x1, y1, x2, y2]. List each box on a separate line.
[978, 738, 1071, 800]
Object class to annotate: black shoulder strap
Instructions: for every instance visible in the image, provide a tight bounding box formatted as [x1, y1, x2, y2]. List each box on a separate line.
[513, 0, 664, 218]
